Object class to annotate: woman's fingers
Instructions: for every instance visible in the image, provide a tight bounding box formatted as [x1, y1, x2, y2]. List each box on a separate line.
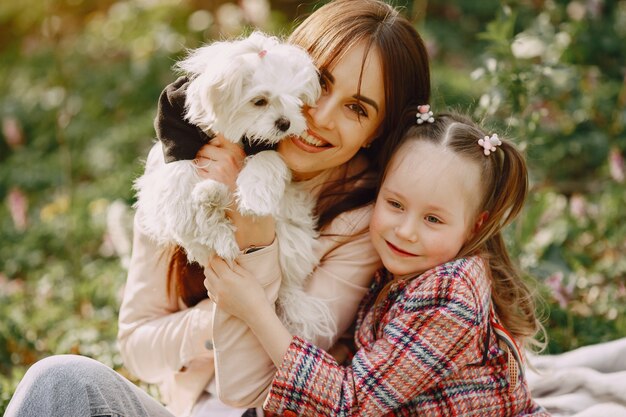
[203, 268, 217, 300]
[213, 133, 246, 157]
[198, 134, 246, 162]
[209, 257, 246, 278]
[194, 139, 246, 190]
[203, 257, 267, 322]
[195, 143, 239, 168]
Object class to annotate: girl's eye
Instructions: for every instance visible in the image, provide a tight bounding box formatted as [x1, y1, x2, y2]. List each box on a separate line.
[387, 199, 402, 210]
[425, 215, 441, 224]
[347, 103, 368, 118]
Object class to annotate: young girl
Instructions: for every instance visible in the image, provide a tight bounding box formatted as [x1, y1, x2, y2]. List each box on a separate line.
[204, 111, 550, 416]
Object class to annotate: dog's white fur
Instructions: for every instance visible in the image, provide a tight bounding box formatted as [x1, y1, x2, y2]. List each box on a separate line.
[134, 32, 335, 341]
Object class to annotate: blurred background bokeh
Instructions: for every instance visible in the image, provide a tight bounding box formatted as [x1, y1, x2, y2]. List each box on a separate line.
[1, 0, 625, 411]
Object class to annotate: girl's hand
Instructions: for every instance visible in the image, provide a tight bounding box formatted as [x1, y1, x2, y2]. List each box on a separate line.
[203, 257, 271, 324]
[195, 136, 275, 250]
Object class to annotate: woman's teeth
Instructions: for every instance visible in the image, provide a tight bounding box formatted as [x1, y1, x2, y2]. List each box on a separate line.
[301, 131, 327, 147]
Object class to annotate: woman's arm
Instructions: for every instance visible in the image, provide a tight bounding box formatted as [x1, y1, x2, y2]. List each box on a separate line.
[205, 258, 293, 367]
[117, 213, 214, 383]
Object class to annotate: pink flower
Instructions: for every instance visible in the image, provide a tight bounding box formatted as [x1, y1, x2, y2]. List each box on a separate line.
[0, 273, 25, 296]
[545, 271, 573, 309]
[609, 147, 624, 183]
[586, 0, 603, 19]
[569, 193, 587, 219]
[2, 117, 24, 149]
[7, 187, 28, 231]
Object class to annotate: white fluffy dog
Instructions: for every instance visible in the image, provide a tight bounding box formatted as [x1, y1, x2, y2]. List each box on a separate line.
[134, 32, 335, 341]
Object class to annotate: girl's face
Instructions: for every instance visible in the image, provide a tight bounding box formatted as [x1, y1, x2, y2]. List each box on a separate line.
[277, 41, 385, 181]
[369, 140, 484, 277]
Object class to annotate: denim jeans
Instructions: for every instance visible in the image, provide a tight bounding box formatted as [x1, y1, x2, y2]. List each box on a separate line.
[5, 355, 174, 417]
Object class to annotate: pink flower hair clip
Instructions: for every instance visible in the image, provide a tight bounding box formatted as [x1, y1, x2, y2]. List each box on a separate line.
[478, 134, 502, 156]
[416, 104, 434, 124]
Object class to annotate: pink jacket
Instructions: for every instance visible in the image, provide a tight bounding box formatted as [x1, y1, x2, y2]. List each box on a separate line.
[265, 257, 549, 416]
[117, 159, 382, 416]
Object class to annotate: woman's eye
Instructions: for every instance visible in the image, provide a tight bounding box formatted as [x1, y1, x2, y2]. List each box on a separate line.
[426, 215, 441, 224]
[253, 97, 268, 106]
[387, 199, 402, 209]
[319, 76, 329, 93]
[348, 103, 368, 118]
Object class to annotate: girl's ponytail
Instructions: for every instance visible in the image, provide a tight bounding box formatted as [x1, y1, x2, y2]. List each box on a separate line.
[383, 111, 544, 348]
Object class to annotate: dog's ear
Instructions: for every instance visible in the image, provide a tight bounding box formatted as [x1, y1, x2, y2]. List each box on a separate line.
[209, 56, 249, 111]
[299, 66, 322, 107]
[176, 40, 252, 129]
[206, 33, 280, 132]
[175, 41, 232, 78]
[290, 48, 321, 107]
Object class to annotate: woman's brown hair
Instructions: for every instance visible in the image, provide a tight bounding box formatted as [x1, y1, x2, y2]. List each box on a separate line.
[374, 111, 543, 348]
[170, 0, 431, 306]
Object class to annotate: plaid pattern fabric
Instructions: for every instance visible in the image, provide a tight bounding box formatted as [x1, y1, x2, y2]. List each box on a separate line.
[264, 256, 549, 417]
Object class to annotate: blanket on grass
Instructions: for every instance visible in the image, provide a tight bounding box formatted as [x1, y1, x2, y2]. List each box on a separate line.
[527, 338, 626, 417]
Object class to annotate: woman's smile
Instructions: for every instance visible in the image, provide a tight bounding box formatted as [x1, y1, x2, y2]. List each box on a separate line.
[300, 130, 330, 147]
[289, 130, 332, 153]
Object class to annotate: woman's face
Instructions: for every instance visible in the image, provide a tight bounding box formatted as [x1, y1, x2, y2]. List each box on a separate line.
[277, 41, 385, 180]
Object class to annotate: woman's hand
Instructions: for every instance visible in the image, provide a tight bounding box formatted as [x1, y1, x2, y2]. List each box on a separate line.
[204, 256, 293, 367]
[194, 134, 246, 193]
[195, 136, 276, 250]
[203, 257, 271, 324]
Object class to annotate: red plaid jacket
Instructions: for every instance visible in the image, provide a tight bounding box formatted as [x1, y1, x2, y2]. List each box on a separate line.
[264, 256, 549, 416]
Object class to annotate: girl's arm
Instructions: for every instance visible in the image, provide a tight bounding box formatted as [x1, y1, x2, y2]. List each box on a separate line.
[211, 206, 381, 407]
[265, 262, 486, 417]
[117, 213, 214, 383]
[208, 258, 486, 416]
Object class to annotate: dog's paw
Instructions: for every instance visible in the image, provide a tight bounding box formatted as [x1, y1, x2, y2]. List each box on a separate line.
[213, 235, 240, 261]
[186, 219, 239, 262]
[183, 243, 213, 265]
[237, 189, 282, 216]
[192, 179, 231, 211]
[236, 151, 289, 216]
[192, 210, 239, 261]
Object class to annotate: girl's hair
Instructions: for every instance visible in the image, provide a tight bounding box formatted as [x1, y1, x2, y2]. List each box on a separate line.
[375, 110, 542, 348]
[169, 0, 431, 306]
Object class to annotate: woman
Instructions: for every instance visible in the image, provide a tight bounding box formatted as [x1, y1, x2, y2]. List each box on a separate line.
[5, 1, 430, 416]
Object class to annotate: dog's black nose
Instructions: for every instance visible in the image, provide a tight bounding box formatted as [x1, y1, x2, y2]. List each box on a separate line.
[275, 117, 291, 132]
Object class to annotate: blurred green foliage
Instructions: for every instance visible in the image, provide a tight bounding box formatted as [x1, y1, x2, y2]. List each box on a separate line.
[0, 0, 625, 413]
[471, 0, 626, 352]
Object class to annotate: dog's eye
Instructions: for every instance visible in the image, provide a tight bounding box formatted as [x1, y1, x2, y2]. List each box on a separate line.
[252, 97, 268, 107]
